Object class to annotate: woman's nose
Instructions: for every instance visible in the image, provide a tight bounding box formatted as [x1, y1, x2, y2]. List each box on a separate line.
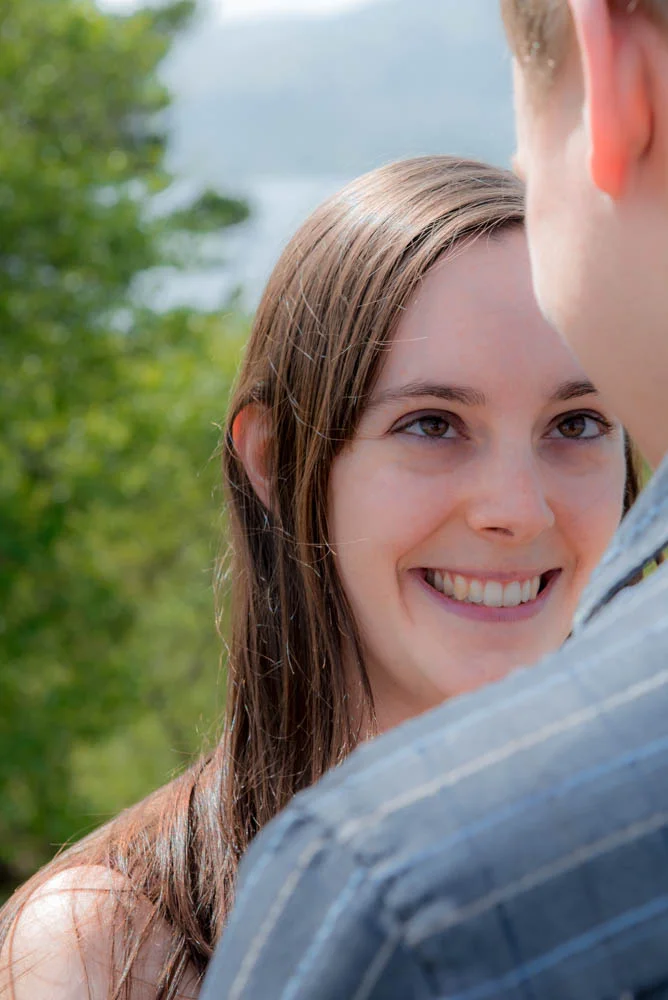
[465, 451, 556, 543]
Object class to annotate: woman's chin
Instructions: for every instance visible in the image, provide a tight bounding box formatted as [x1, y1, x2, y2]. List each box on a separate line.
[403, 635, 569, 708]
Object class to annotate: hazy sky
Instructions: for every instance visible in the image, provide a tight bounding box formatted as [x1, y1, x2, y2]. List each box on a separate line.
[98, 0, 378, 21]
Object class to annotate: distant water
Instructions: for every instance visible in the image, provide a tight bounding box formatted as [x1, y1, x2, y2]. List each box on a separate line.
[148, 175, 351, 314]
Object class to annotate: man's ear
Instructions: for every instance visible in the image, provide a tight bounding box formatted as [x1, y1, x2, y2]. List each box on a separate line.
[231, 403, 272, 510]
[569, 0, 651, 198]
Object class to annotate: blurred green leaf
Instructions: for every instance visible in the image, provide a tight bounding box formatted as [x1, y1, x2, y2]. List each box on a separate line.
[170, 190, 251, 233]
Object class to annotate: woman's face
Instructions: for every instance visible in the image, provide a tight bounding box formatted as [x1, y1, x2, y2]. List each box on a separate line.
[329, 229, 627, 731]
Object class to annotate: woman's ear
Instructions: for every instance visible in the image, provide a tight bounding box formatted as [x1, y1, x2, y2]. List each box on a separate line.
[232, 403, 272, 510]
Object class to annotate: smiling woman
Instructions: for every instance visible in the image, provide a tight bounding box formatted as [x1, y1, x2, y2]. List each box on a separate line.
[0, 156, 639, 999]
[326, 228, 628, 729]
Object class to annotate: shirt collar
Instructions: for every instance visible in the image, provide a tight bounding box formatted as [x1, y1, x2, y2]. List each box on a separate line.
[575, 453, 668, 628]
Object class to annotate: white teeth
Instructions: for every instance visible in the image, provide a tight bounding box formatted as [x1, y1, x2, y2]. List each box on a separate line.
[427, 571, 545, 608]
[483, 581, 504, 608]
[502, 581, 522, 608]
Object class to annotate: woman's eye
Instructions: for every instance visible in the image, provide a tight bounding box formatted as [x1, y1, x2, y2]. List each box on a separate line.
[400, 415, 458, 439]
[549, 413, 608, 440]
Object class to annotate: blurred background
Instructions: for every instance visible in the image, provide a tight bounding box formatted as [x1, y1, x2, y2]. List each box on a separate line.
[0, 0, 514, 896]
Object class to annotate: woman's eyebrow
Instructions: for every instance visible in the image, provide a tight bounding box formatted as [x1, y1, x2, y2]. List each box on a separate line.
[368, 381, 487, 409]
[551, 378, 599, 402]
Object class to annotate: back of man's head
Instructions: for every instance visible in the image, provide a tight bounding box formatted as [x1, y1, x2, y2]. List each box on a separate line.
[501, 0, 668, 468]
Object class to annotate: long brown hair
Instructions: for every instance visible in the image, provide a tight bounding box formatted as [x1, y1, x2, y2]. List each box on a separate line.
[0, 155, 642, 998]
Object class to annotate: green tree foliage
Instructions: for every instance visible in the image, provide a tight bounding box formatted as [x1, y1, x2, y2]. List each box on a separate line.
[0, 0, 249, 890]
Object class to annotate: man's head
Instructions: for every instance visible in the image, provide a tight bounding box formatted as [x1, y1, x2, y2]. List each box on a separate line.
[502, 0, 668, 466]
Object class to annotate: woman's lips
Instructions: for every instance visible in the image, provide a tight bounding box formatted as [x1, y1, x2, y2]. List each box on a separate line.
[416, 568, 562, 623]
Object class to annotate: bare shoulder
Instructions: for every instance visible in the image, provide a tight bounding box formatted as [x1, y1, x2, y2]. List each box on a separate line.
[0, 865, 201, 999]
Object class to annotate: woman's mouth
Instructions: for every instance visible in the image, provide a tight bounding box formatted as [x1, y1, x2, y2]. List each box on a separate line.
[421, 568, 562, 621]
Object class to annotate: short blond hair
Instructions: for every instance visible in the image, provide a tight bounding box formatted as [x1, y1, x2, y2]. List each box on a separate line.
[501, 0, 668, 82]
[500, 0, 571, 80]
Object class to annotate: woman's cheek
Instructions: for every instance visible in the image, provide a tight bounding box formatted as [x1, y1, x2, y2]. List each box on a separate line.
[557, 466, 626, 574]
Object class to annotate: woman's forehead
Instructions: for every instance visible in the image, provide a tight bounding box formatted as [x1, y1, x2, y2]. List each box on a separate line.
[376, 234, 588, 407]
